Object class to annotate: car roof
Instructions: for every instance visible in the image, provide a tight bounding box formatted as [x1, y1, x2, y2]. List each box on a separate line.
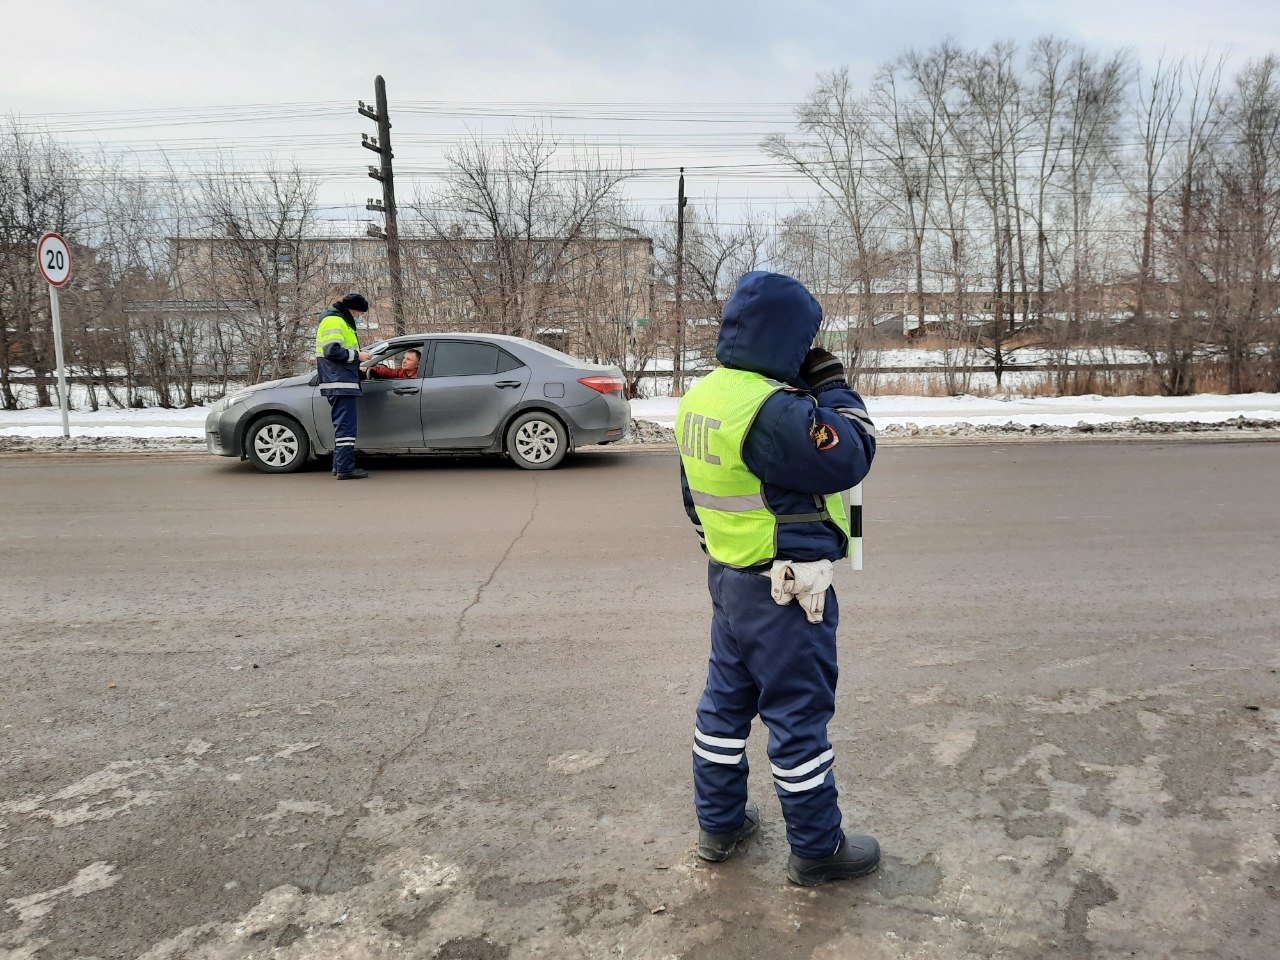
[370, 332, 611, 371]
[380, 332, 529, 347]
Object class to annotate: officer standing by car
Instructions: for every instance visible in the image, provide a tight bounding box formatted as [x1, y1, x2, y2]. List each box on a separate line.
[315, 292, 372, 479]
[676, 271, 880, 886]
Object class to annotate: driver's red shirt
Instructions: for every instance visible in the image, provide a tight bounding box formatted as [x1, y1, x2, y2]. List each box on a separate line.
[367, 365, 415, 379]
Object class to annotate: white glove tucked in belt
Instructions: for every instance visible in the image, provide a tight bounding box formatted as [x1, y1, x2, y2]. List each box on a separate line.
[768, 559, 834, 624]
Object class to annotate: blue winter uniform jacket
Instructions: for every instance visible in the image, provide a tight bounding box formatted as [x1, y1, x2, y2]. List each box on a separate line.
[679, 271, 876, 563]
[316, 306, 363, 398]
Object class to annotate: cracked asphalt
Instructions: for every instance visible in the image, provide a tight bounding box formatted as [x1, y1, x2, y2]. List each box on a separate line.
[1, 439, 1278, 959]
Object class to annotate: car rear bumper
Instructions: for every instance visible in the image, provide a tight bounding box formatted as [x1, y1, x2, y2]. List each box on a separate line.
[567, 394, 630, 445]
[574, 424, 628, 445]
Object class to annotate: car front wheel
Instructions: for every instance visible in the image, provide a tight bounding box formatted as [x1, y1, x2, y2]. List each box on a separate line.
[246, 414, 310, 474]
[506, 411, 568, 470]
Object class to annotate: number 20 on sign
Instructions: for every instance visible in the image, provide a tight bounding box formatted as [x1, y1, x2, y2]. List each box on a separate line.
[38, 232, 71, 286]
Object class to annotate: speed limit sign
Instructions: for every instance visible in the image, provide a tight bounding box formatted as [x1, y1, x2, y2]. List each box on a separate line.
[37, 231, 74, 437]
[37, 232, 72, 286]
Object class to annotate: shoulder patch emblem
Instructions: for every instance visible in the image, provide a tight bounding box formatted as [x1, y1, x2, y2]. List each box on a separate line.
[810, 422, 839, 451]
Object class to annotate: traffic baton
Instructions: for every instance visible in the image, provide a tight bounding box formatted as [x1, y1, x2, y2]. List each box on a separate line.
[843, 482, 863, 571]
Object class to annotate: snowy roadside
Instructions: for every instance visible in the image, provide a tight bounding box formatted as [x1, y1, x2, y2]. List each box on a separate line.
[3, 420, 1278, 455]
[2, 393, 1279, 454]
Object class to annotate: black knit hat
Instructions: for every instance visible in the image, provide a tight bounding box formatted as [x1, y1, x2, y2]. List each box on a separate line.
[339, 292, 369, 312]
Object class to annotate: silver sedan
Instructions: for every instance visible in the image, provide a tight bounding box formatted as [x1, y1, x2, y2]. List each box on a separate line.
[205, 333, 630, 473]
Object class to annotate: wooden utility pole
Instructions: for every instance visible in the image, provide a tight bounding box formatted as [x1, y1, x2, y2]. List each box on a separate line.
[358, 75, 406, 336]
[673, 167, 687, 395]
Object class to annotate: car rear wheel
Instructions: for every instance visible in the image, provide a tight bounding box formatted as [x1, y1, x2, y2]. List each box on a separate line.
[246, 414, 310, 474]
[506, 411, 568, 470]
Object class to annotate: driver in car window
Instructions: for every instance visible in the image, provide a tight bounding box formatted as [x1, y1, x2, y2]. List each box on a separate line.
[366, 348, 420, 380]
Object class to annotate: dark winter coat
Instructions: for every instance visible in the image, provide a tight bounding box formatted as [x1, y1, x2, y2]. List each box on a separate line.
[679, 271, 876, 563]
[315, 306, 363, 398]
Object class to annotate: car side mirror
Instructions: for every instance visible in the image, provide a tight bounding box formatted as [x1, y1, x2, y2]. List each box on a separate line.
[308, 372, 319, 387]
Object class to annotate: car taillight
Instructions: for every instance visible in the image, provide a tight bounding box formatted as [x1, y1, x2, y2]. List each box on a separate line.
[578, 376, 624, 394]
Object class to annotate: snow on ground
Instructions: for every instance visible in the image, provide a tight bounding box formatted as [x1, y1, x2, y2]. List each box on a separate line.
[0, 404, 209, 439]
[865, 346, 1152, 367]
[629, 346, 1153, 371]
[627, 393, 1280, 430]
[2, 392, 1279, 440]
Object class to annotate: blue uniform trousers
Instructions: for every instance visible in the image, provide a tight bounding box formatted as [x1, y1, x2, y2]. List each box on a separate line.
[328, 395, 358, 474]
[693, 562, 844, 860]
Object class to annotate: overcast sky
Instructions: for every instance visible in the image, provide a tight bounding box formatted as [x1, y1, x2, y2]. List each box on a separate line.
[9, 0, 1278, 107]
[5, 0, 1278, 223]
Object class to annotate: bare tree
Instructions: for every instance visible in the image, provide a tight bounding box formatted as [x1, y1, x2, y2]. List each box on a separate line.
[1026, 37, 1071, 326]
[951, 42, 1035, 384]
[1061, 47, 1131, 328]
[1027, 44, 1132, 388]
[891, 41, 984, 391]
[771, 206, 879, 380]
[1209, 55, 1280, 392]
[70, 156, 208, 408]
[69, 165, 147, 409]
[556, 226, 660, 397]
[552, 215, 655, 391]
[653, 201, 766, 372]
[407, 128, 630, 340]
[764, 69, 896, 335]
[1129, 56, 1183, 336]
[184, 160, 327, 384]
[1141, 55, 1225, 394]
[554, 220, 663, 399]
[871, 46, 957, 332]
[0, 119, 82, 409]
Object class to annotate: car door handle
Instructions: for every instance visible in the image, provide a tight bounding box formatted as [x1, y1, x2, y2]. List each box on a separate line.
[393, 386, 420, 395]
[495, 380, 522, 389]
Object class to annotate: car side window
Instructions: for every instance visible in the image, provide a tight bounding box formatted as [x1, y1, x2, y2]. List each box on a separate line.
[430, 341, 517, 378]
[364, 345, 424, 379]
[495, 349, 523, 374]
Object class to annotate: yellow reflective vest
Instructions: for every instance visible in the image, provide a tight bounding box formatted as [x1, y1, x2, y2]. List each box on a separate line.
[314, 310, 362, 395]
[678, 367, 850, 568]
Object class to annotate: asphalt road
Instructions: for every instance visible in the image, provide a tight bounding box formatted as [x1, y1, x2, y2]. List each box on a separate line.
[1, 440, 1278, 960]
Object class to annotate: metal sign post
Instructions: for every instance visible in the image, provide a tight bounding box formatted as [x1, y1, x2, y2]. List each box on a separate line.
[36, 233, 72, 438]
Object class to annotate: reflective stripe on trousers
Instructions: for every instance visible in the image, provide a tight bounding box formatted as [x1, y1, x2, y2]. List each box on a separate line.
[328, 395, 358, 474]
[692, 561, 844, 860]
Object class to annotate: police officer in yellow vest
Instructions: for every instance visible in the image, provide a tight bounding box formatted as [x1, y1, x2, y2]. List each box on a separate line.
[315, 293, 372, 479]
[677, 271, 879, 885]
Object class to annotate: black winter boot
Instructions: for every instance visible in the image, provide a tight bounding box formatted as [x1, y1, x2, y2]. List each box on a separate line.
[786, 833, 880, 885]
[696, 800, 760, 862]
